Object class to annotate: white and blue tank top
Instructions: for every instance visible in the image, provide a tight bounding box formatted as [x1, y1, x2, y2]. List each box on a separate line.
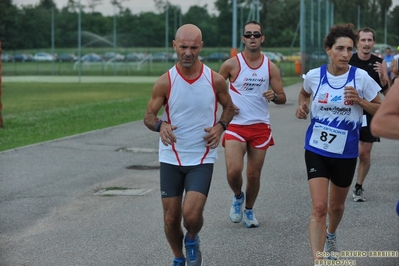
[303, 64, 380, 158]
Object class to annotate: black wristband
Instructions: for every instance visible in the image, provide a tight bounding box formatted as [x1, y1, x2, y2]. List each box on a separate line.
[271, 93, 278, 102]
[154, 120, 163, 132]
[382, 82, 389, 92]
[217, 121, 227, 131]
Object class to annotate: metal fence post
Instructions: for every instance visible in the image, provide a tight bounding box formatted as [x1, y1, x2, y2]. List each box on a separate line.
[0, 40, 3, 128]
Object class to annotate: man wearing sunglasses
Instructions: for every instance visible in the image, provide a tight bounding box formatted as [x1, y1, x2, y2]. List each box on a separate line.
[219, 20, 286, 228]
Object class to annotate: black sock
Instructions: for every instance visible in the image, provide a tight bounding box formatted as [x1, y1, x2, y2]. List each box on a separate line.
[235, 192, 243, 199]
[355, 183, 362, 189]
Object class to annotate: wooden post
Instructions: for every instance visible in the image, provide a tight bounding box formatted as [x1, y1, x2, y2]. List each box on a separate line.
[0, 40, 3, 128]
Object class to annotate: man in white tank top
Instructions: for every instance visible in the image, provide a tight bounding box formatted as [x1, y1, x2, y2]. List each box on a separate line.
[143, 24, 235, 266]
[219, 21, 286, 228]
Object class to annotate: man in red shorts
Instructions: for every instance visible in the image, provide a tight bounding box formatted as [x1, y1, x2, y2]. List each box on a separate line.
[219, 20, 286, 228]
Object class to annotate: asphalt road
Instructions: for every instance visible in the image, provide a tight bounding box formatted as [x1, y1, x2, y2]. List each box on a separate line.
[0, 81, 398, 266]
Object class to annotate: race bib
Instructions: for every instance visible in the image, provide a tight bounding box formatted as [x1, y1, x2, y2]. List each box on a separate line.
[309, 122, 348, 154]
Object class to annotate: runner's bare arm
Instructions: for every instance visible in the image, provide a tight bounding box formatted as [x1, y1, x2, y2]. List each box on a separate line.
[371, 80, 399, 139]
[267, 61, 286, 104]
[296, 87, 311, 119]
[143, 74, 177, 145]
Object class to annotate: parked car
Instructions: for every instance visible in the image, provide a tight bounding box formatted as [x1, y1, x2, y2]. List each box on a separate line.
[203, 52, 229, 62]
[57, 53, 78, 62]
[262, 51, 281, 62]
[79, 53, 103, 62]
[17, 53, 35, 62]
[310, 51, 328, 60]
[125, 53, 145, 62]
[103, 52, 125, 61]
[34, 52, 54, 62]
[151, 52, 171, 62]
[1, 53, 14, 62]
[273, 51, 286, 62]
[285, 52, 302, 62]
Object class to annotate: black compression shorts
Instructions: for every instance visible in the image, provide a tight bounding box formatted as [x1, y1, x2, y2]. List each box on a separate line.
[304, 150, 357, 188]
[160, 163, 214, 198]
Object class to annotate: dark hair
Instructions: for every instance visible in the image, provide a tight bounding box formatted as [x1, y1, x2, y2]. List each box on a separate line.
[357, 27, 376, 41]
[324, 23, 357, 49]
[244, 20, 263, 35]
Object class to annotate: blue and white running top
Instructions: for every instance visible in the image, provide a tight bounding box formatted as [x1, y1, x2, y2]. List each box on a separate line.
[303, 65, 380, 158]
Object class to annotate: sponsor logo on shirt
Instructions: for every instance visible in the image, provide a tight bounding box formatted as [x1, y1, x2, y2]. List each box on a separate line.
[242, 77, 266, 91]
[318, 93, 329, 104]
[330, 95, 342, 103]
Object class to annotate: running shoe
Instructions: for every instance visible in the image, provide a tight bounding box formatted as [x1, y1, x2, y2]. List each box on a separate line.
[172, 257, 186, 266]
[353, 187, 366, 202]
[324, 235, 339, 260]
[185, 235, 202, 266]
[229, 192, 244, 223]
[243, 209, 259, 228]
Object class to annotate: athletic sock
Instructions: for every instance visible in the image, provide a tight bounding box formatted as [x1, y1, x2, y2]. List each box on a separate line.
[185, 234, 197, 243]
[355, 183, 363, 189]
[326, 230, 336, 240]
[235, 192, 243, 199]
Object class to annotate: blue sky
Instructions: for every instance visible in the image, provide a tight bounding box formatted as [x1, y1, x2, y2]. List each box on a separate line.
[12, 0, 217, 15]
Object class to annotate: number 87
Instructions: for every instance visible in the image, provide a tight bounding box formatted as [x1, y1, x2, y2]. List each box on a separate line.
[320, 131, 337, 144]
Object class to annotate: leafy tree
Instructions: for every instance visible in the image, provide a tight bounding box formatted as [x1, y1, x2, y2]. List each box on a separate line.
[1, 0, 399, 50]
[39, 0, 56, 10]
[87, 0, 103, 13]
[183, 6, 218, 48]
[0, 0, 18, 49]
[389, 6, 399, 45]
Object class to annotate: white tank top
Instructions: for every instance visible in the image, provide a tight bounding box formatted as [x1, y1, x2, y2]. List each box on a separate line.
[159, 64, 219, 166]
[229, 53, 271, 125]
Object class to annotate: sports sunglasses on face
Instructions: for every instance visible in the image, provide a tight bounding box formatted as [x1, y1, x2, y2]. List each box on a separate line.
[243, 32, 262, 39]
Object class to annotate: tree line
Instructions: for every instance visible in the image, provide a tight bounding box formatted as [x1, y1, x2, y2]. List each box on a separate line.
[1, 0, 399, 50]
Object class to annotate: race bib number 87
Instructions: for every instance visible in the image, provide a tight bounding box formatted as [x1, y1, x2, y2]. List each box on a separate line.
[309, 122, 348, 154]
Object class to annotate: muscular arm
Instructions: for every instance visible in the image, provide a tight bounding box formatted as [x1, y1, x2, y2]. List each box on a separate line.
[344, 86, 381, 115]
[380, 60, 390, 89]
[218, 57, 237, 80]
[265, 61, 286, 104]
[356, 96, 381, 115]
[371, 80, 399, 139]
[214, 72, 235, 126]
[143, 73, 177, 146]
[143, 73, 169, 131]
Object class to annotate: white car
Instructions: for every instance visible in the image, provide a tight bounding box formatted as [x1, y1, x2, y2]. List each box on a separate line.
[34, 52, 55, 62]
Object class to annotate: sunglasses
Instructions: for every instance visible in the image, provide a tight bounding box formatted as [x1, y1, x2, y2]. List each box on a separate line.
[243, 32, 262, 39]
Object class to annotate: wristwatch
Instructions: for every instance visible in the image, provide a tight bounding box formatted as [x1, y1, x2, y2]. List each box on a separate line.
[217, 121, 227, 131]
[271, 93, 278, 102]
[154, 120, 163, 132]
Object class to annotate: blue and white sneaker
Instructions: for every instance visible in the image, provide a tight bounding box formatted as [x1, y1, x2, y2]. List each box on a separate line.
[324, 235, 338, 260]
[172, 257, 186, 266]
[243, 209, 259, 228]
[229, 192, 244, 223]
[185, 235, 203, 266]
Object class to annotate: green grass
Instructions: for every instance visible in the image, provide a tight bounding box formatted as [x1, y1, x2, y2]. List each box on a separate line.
[0, 82, 152, 151]
[0, 77, 301, 152]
